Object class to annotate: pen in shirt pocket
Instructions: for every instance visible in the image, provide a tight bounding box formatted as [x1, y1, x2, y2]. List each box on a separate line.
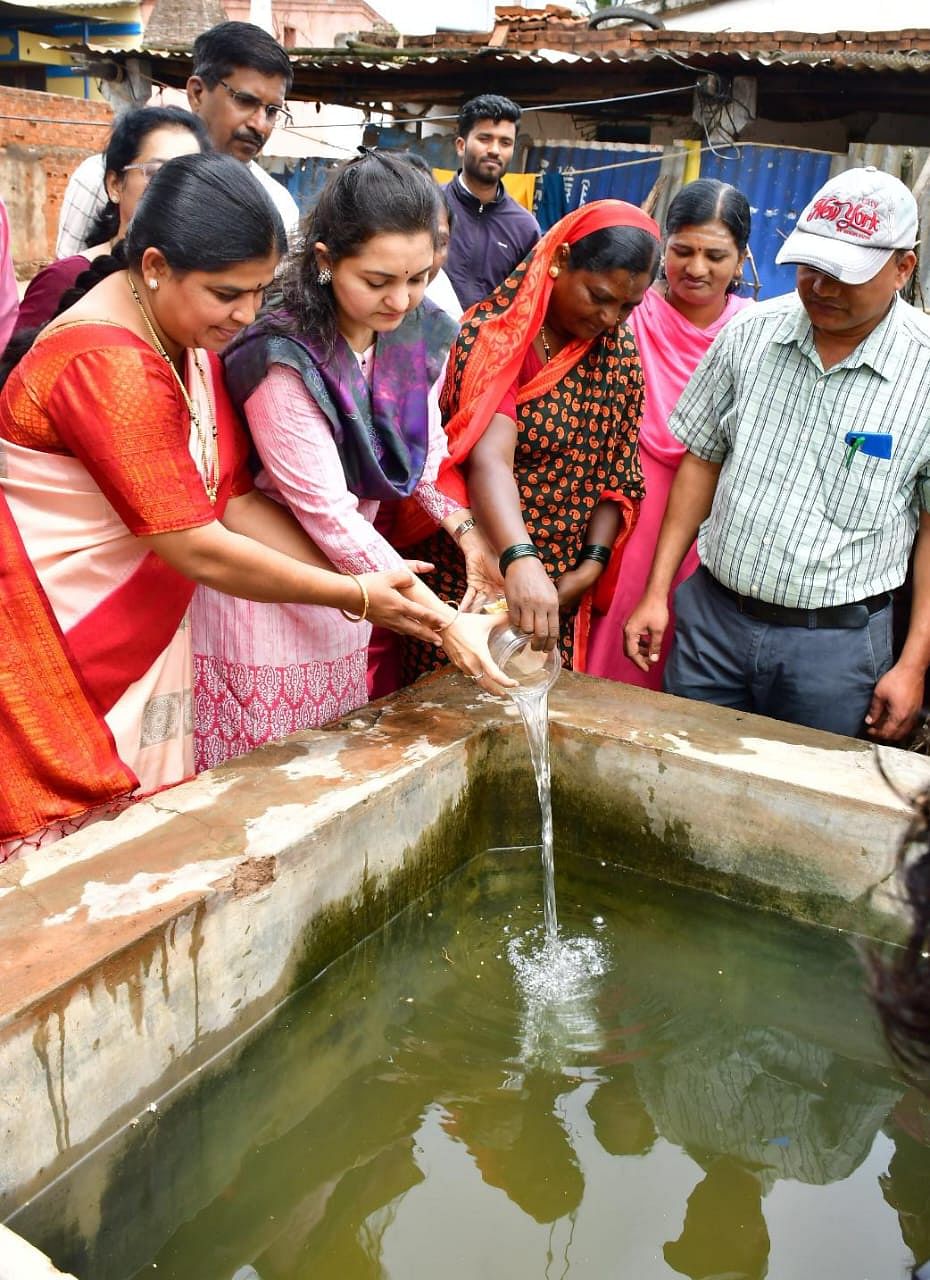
[843, 431, 893, 470]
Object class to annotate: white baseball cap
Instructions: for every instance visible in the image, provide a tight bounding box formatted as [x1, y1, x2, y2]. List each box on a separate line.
[775, 165, 918, 285]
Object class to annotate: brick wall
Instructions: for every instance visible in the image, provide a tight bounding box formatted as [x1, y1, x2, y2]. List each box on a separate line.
[0, 86, 112, 276]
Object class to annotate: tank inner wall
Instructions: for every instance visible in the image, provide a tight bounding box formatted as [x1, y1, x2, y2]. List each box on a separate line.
[1, 673, 926, 1231]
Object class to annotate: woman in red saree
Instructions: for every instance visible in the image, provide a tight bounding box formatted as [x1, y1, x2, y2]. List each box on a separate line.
[400, 199, 660, 676]
[0, 154, 460, 860]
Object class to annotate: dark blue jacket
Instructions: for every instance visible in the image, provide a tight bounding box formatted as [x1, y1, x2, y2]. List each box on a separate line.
[443, 174, 540, 310]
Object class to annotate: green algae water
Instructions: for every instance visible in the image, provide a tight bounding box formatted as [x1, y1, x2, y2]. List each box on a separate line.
[11, 851, 930, 1280]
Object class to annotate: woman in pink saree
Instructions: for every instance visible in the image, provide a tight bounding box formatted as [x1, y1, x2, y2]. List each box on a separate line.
[586, 180, 752, 688]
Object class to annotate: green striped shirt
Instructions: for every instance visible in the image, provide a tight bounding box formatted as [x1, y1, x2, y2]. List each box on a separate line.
[670, 293, 930, 608]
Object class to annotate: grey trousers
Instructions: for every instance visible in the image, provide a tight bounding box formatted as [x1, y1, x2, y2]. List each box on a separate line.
[664, 569, 894, 737]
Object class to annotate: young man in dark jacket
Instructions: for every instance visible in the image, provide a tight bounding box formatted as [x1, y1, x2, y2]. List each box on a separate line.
[444, 94, 541, 310]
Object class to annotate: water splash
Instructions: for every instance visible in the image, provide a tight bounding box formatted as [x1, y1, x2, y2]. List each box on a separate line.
[507, 925, 610, 1071]
[510, 684, 558, 941]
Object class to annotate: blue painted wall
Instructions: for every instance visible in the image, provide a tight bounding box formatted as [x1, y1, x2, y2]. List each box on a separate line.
[526, 141, 836, 299]
[699, 145, 835, 300]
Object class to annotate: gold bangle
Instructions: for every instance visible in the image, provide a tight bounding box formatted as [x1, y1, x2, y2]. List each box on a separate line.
[438, 609, 459, 633]
[340, 573, 369, 623]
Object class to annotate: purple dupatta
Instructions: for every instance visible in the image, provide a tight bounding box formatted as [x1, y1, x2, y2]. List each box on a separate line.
[222, 300, 458, 502]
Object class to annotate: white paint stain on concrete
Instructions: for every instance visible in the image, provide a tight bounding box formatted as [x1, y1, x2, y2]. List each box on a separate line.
[658, 731, 930, 810]
[244, 792, 374, 856]
[247, 745, 465, 856]
[20, 777, 238, 888]
[44, 859, 240, 927]
[402, 737, 446, 764]
[276, 752, 346, 782]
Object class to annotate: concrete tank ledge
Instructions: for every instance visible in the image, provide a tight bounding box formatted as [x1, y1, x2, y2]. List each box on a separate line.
[2, 671, 929, 1240]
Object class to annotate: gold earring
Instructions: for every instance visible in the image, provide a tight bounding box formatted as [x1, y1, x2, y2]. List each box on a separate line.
[548, 265, 560, 279]
[147, 279, 158, 291]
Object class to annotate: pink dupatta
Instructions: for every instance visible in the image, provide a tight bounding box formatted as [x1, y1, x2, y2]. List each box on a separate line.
[631, 288, 751, 467]
[585, 287, 751, 685]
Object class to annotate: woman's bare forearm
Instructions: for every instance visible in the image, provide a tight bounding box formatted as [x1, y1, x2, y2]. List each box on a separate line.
[643, 452, 721, 598]
[221, 490, 334, 571]
[140, 519, 364, 610]
[465, 413, 529, 553]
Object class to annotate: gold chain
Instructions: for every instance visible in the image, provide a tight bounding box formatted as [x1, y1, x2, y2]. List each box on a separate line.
[127, 274, 219, 503]
[539, 325, 551, 363]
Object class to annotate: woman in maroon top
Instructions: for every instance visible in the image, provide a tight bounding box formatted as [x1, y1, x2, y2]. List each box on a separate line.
[15, 107, 208, 336]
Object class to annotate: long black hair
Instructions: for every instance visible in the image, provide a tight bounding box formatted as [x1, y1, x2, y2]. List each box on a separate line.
[0, 152, 286, 390]
[568, 225, 661, 281]
[87, 106, 210, 248]
[664, 178, 751, 295]
[123, 150, 286, 271]
[275, 149, 442, 353]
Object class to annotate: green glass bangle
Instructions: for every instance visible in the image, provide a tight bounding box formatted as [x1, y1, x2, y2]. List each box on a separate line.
[577, 543, 612, 567]
[499, 542, 540, 575]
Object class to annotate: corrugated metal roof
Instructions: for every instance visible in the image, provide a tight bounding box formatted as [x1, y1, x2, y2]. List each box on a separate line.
[285, 45, 930, 76]
[49, 13, 930, 72]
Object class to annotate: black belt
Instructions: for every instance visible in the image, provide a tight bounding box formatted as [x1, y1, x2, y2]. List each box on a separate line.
[703, 568, 890, 630]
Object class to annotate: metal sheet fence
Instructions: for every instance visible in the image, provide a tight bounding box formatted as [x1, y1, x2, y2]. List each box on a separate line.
[523, 140, 838, 299]
[524, 141, 665, 226]
[522, 139, 929, 306]
[283, 135, 929, 309]
[698, 145, 835, 301]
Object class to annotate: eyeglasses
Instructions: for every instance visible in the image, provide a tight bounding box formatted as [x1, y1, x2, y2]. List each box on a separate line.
[218, 79, 293, 128]
[121, 160, 167, 182]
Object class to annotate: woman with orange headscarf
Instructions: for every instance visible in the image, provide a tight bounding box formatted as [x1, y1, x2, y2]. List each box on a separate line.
[391, 199, 660, 680]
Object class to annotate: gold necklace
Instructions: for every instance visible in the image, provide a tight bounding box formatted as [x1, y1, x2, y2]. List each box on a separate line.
[127, 274, 219, 503]
[539, 325, 551, 363]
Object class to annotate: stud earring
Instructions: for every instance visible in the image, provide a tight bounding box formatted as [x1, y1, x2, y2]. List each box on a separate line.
[318, 267, 332, 286]
[548, 265, 560, 279]
[147, 279, 158, 291]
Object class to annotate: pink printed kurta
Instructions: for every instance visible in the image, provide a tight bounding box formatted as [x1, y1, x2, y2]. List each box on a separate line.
[193, 351, 459, 770]
[586, 288, 751, 688]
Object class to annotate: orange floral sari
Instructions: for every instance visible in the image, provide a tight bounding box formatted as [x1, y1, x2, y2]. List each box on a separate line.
[399, 200, 658, 672]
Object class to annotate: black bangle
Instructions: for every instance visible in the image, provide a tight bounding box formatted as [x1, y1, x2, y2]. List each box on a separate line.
[499, 542, 540, 575]
[577, 543, 612, 567]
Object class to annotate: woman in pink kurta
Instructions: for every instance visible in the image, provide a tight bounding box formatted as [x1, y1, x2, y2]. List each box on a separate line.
[193, 151, 508, 770]
[586, 180, 752, 688]
[193, 354, 462, 766]
[15, 107, 208, 336]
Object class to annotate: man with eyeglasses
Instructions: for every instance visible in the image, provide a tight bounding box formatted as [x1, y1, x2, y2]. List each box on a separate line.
[55, 21, 299, 258]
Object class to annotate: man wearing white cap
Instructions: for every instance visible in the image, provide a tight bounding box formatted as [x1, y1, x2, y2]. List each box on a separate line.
[624, 166, 930, 740]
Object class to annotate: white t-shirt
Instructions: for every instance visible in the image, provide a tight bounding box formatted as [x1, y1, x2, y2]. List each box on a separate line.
[426, 268, 463, 321]
[56, 150, 299, 258]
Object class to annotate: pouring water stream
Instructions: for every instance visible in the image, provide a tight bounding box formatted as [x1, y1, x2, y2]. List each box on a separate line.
[510, 683, 558, 942]
[488, 625, 562, 944]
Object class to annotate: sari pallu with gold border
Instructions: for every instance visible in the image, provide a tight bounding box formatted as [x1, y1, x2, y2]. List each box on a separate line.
[436, 199, 658, 668]
[0, 323, 250, 856]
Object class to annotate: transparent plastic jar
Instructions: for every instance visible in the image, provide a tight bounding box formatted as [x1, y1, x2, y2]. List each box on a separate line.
[488, 624, 561, 693]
